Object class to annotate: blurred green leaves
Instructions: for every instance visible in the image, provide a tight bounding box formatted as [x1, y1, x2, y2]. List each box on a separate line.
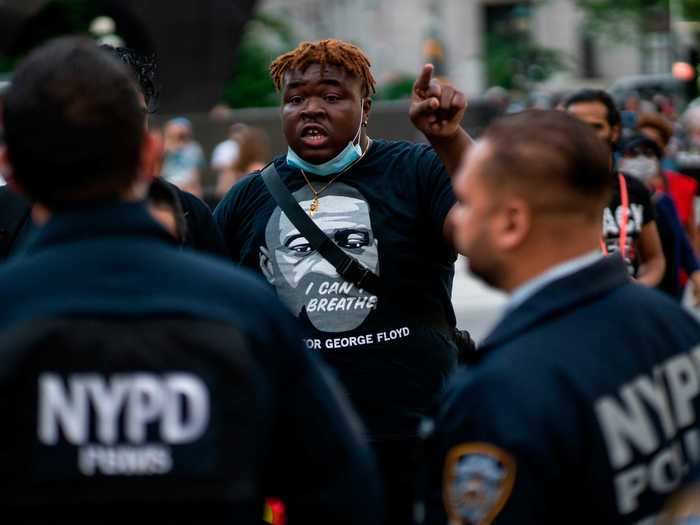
[375, 75, 415, 100]
[484, 33, 567, 92]
[577, 0, 700, 22]
[575, 0, 700, 40]
[222, 14, 294, 109]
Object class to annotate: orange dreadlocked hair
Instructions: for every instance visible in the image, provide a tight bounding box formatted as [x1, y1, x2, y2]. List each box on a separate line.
[270, 39, 376, 97]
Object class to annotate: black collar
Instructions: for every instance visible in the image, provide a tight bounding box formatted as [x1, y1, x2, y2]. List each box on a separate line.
[24, 201, 176, 254]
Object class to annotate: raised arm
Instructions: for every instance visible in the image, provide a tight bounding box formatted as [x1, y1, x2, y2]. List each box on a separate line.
[409, 64, 473, 177]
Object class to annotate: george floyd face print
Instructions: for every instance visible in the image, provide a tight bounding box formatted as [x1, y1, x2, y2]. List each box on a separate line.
[260, 182, 380, 333]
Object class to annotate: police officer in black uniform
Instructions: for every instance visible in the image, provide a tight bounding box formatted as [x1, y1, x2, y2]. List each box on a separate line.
[421, 110, 700, 525]
[0, 44, 227, 261]
[0, 36, 381, 524]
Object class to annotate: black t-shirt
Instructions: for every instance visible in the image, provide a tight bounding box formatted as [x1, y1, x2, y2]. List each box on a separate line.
[0, 202, 382, 523]
[214, 139, 458, 440]
[172, 184, 228, 258]
[602, 173, 655, 277]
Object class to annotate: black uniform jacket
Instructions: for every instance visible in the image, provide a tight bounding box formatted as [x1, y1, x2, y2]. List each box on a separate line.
[425, 256, 700, 525]
[0, 201, 381, 525]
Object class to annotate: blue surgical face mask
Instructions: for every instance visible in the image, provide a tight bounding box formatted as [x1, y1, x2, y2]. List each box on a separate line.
[286, 100, 365, 177]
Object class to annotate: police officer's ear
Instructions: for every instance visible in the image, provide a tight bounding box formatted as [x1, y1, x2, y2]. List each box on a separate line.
[138, 131, 164, 182]
[494, 196, 531, 252]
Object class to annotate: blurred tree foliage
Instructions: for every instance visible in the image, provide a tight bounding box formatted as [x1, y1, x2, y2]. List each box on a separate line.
[576, 0, 700, 39]
[686, 0, 700, 20]
[485, 32, 567, 91]
[0, 57, 17, 74]
[222, 13, 294, 108]
[375, 75, 415, 100]
[223, 14, 423, 106]
[578, 0, 700, 22]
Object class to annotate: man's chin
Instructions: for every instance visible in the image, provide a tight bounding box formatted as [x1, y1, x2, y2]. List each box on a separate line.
[292, 146, 339, 165]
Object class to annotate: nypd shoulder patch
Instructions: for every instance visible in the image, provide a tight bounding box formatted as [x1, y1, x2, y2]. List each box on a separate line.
[443, 442, 516, 525]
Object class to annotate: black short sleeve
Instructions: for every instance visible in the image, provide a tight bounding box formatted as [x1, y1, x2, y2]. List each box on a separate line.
[170, 184, 228, 257]
[213, 173, 256, 263]
[414, 144, 457, 246]
[625, 175, 656, 225]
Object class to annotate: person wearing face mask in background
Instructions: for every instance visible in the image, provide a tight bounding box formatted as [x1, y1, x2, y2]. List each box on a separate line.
[565, 89, 666, 286]
[637, 112, 698, 248]
[619, 133, 700, 302]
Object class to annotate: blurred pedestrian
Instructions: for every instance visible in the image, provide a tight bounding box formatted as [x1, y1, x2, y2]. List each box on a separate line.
[565, 88, 666, 285]
[637, 111, 698, 245]
[652, 93, 678, 121]
[421, 109, 700, 525]
[674, 106, 700, 253]
[619, 133, 700, 302]
[680, 106, 700, 152]
[214, 125, 271, 201]
[210, 122, 246, 179]
[484, 86, 510, 115]
[161, 116, 205, 197]
[0, 36, 381, 524]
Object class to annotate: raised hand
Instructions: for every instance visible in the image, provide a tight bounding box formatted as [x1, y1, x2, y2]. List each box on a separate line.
[409, 64, 467, 139]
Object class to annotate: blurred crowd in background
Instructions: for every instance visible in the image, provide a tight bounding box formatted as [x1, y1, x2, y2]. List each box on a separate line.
[151, 81, 700, 305]
[158, 118, 271, 207]
[154, 85, 700, 210]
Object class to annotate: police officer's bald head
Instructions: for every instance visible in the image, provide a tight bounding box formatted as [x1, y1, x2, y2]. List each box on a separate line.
[452, 109, 613, 291]
[477, 109, 613, 220]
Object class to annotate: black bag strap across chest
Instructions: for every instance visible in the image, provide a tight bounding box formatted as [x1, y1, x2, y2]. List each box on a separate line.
[260, 163, 383, 296]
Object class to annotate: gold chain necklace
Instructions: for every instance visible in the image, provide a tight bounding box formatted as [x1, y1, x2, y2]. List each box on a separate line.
[300, 138, 372, 216]
[300, 169, 345, 216]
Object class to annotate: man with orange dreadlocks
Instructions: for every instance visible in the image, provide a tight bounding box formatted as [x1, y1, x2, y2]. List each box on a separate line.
[214, 39, 471, 524]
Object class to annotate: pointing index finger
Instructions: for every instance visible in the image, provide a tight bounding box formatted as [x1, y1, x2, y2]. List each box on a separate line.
[414, 64, 434, 92]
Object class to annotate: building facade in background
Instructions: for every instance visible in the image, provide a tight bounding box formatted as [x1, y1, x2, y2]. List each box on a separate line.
[258, 0, 666, 97]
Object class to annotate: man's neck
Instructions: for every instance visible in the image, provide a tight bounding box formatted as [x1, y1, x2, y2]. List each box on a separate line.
[499, 230, 601, 293]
